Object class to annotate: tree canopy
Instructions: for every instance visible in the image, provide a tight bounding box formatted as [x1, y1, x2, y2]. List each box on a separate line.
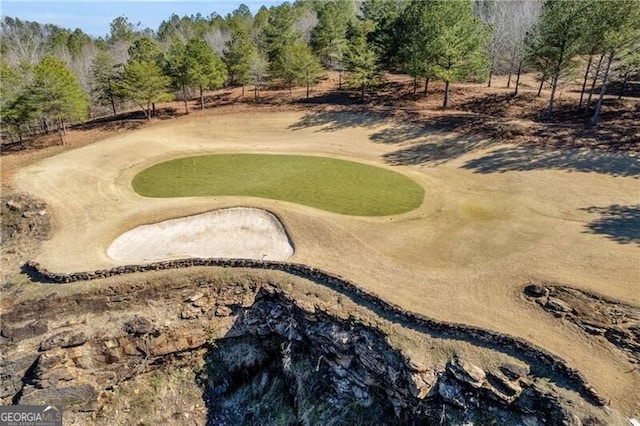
[1, 0, 638, 138]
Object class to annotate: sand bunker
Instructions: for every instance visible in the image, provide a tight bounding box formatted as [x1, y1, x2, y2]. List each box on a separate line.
[107, 207, 294, 262]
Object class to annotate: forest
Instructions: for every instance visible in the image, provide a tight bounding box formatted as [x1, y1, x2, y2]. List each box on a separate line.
[1, 0, 639, 144]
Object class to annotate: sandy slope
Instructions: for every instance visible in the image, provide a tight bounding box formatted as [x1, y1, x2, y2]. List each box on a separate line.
[107, 207, 294, 262]
[11, 111, 640, 415]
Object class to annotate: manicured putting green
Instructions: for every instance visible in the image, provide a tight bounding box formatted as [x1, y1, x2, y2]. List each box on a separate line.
[133, 154, 424, 216]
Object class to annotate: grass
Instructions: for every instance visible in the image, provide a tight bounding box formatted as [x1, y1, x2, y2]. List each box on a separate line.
[132, 154, 424, 216]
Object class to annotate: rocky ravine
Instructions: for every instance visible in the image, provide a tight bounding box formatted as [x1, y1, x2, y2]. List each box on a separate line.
[0, 271, 627, 425]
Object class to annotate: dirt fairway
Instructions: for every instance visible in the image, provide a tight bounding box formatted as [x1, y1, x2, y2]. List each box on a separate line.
[11, 110, 640, 415]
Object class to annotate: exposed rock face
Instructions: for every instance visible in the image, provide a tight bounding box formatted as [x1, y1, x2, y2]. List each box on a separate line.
[524, 284, 640, 364]
[1, 277, 625, 425]
[1, 193, 50, 246]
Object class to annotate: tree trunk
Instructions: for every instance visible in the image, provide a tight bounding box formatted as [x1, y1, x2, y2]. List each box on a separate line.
[537, 78, 544, 97]
[108, 80, 117, 116]
[242, 84, 245, 97]
[182, 83, 189, 114]
[152, 103, 156, 118]
[487, 57, 494, 88]
[546, 69, 560, 123]
[586, 52, 605, 112]
[590, 49, 614, 128]
[618, 71, 629, 99]
[545, 37, 568, 123]
[144, 103, 151, 121]
[424, 77, 429, 96]
[306, 81, 310, 99]
[443, 80, 450, 108]
[507, 47, 517, 89]
[578, 55, 593, 110]
[200, 85, 205, 110]
[57, 120, 65, 145]
[514, 60, 523, 96]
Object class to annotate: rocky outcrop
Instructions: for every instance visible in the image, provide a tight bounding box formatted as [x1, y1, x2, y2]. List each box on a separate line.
[524, 284, 640, 364]
[1, 276, 625, 425]
[1, 194, 50, 246]
[24, 259, 607, 407]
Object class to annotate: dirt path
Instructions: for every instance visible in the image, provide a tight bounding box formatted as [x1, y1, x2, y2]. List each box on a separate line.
[10, 110, 640, 416]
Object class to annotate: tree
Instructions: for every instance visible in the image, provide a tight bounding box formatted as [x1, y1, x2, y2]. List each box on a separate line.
[394, 0, 437, 95]
[426, 0, 491, 108]
[525, 0, 587, 122]
[108, 16, 135, 43]
[272, 41, 324, 99]
[117, 59, 171, 120]
[587, 0, 640, 127]
[224, 26, 258, 95]
[248, 52, 269, 102]
[157, 14, 195, 43]
[90, 50, 121, 116]
[27, 55, 89, 143]
[162, 41, 190, 113]
[0, 61, 31, 142]
[346, 19, 381, 99]
[185, 38, 228, 110]
[616, 40, 640, 99]
[311, 0, 353, 89]
[0, 17, 48, 66]
[295, 43, 325, 99]
[128, 37, 162, 64]
[261, 2, 301, 61]
[361, 0, 407, 68]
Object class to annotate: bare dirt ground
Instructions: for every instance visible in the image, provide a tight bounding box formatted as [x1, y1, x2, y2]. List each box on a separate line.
[2, 73, 640, 416]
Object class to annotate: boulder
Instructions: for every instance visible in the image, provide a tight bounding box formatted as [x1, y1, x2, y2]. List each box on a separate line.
[39, 331, 87, 351]
[447, 356, 486, 388]
[524, 284, 549, 298]
[499, 362, 530, 381]
[545, 297, 572, 314]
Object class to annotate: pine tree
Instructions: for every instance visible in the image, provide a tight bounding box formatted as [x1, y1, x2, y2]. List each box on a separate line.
[311, 0, 353, 88]
[586, 0, 640, 127]
[0, 61, 30, 142]
[346, 20, 381, 99]
[272, 41, 324, 99]
[425, 0, 491, 108]
[117, 59, 171, 120]
[90, 50, 120, 116]
[224, 27, 257, 95]
[185, 38, 228, 110]
[162, 41, 190, 113]
[28, 55, 88, 144]
[525, 0, 587, 122]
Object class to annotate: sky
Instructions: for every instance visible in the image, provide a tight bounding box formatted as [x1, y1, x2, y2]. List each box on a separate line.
[0, 1, 283, 38]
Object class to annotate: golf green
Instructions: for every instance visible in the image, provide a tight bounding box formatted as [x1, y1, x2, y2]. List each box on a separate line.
[133, 154, 424, 216]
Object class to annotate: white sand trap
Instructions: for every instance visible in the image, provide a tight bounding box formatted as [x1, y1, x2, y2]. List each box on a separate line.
[107, 207, 294, 262]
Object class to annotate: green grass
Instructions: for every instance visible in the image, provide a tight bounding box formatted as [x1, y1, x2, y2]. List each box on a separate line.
[132, 154, 424, 216]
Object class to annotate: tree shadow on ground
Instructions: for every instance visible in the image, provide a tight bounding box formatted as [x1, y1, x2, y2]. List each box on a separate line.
[580, 205, 640, 246]
[287, 109, 392, 132]
[461, 146, 640, 177]
[382, 133, 494, 167]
